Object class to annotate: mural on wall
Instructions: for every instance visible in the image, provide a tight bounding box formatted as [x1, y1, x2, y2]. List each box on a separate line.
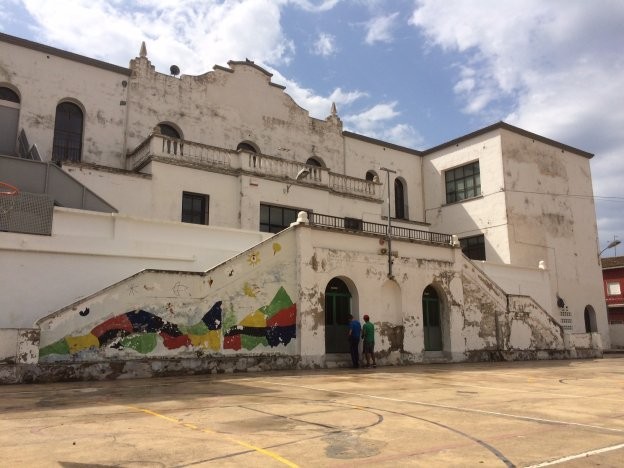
[40, 301, 223, 357]
[39, 287, 297, 357]
[38, 235, 297, 360]
[223, 286, 296, 351]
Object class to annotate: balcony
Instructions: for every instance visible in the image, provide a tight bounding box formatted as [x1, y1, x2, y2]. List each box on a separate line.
[127, 134, 383, 201]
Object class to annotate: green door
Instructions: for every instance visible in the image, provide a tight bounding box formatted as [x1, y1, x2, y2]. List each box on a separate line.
[422, 286, 442, 351]
[325, 278, 351, 353]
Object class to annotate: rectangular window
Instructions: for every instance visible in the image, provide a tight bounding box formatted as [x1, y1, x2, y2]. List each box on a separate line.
[260, 203, 302, 233]
[181, 192, 209, 225]
[607, 282, 621, 296]
[445, 161, 481, 203]
[460, 234, 486, 261]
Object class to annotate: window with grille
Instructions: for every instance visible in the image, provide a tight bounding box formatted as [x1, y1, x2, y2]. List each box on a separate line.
[445, 161, 481, 203]
[182, 192, 209, 225]
[52, 102, 83, 162]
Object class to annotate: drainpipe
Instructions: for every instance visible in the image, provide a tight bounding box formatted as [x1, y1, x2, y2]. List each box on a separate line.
[380, 166, 396, 279]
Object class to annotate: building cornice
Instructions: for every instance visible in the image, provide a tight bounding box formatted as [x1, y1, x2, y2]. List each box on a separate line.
[421, 121, 593, 159]
[0, 32, 131, 76]
[342, 131, 422, 156]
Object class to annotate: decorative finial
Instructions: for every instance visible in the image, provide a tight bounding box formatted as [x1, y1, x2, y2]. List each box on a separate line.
[331, 102, 337, 116]
[140, 41, 147, 58]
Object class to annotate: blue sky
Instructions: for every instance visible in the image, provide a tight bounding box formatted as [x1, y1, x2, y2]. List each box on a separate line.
[1, 0, 623, 254]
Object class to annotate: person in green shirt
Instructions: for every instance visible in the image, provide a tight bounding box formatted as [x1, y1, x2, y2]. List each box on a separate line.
[361, 314, 376, 368]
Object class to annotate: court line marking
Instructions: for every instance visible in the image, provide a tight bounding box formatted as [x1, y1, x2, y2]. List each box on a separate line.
[254, 380, 624, 434]
[524, 442, 624, 467]
[127, 405, 298, 468]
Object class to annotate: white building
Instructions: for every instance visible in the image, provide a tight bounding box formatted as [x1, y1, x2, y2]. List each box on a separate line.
[0, 33, 607, 382]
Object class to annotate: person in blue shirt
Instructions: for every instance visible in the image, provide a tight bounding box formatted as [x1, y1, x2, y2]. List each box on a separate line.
[347, 314, 361, 368]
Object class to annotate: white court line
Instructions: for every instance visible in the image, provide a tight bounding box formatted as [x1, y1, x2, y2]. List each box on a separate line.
[254, 380, 624, 434]
[524, 442, 624, 467]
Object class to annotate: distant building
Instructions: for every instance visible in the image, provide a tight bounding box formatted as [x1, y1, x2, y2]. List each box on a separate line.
[0, 32, 608, 382]
[601, 256, 624, 348]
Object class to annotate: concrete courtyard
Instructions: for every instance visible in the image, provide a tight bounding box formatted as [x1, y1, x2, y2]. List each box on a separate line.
[1, 357, 623, 467]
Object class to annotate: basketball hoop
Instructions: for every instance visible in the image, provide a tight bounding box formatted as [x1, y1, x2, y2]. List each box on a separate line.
[0, 182, 19, 215]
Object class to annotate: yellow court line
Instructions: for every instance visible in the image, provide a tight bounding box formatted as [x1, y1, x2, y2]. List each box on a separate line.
[127, 405, 298, 468]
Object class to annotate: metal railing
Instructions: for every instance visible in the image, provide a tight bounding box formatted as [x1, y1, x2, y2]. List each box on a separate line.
[308, 212, 453, 245]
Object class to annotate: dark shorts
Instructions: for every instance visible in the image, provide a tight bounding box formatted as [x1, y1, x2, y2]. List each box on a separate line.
[363, 341, 374, 354]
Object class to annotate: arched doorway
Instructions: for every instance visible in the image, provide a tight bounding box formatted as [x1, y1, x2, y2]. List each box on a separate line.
[422, 285, 442, 351]
[325, 278, 352, 353]
[584, 305, 597, 333]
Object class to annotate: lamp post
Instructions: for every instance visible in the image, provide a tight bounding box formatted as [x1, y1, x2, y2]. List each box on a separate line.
[379, 166, 396, 279]
[599, 239, 621, 257]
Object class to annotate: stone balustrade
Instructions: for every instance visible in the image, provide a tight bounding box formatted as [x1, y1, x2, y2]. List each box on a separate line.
[127, 134, 382, 200]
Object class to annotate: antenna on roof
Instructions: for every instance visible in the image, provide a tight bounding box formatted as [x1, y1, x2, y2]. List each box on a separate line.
[170, 65, 180, 76]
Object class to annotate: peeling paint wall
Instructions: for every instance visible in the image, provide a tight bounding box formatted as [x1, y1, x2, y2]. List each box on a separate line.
[125, 57, 344, 172]
[0, 39, 128, 166]
[0, 329, 39, 364]
[423, 131, 511, 263]
[37, 229, 298, 362]
[501, 129, 608, 346]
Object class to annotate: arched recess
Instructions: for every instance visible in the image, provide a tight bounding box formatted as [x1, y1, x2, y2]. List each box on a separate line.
[52, 100, 84, 162]
[157, 122, 182, 139]
[306, 157, 324, 167]
[237, 141, 259, 153]
[0, 85, 21, 156]
[422, 285, 449, 352]
[365, 170, 379, 182]
[584, 305, 597, 333]
[325, 276, 359, 354]
[394, 177, 408, 220]
[380, 279, 403, 351]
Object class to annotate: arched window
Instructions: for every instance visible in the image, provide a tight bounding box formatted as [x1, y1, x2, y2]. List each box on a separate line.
[53, 102, 83, 162]
[365, 170, 378, 182]
[584, 305, 597, 333]
[237, 142, 258, 153]
[394, 178, 406, 219]
[0, 86, 20, 156]
[158, 123, 181, 139]
[306, 157, 322, 167]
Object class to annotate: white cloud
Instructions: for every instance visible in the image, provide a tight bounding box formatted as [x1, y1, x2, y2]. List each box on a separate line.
[345, 102, 399, 129]
[365, 12, 398, 45]
[410, 0, 624, 244]
[19, 0, 295, 73]
[269, 69, 366, 119]
[288, 0, 341, 12]
[343, 102, 422, 147]
[312, 32, 336, 56]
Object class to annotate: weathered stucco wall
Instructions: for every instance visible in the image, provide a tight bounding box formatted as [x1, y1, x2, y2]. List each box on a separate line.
[501, 129, 608, 346]
[609, 324, 624, 348]
[125, 56, 345, 172]
[423, 131, 511, 264]
[343, 136, 424, 223]
[0, 207, 270, 329]
[478, 261, 552, 314]
[37, 229, 298, 362]
[0, 38, 129, 166]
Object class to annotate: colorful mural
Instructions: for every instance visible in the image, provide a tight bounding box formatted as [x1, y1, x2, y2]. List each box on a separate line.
[40, 301, 223, 357]
[223, 286, 296, 351]
[40, 287, 297, 357]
